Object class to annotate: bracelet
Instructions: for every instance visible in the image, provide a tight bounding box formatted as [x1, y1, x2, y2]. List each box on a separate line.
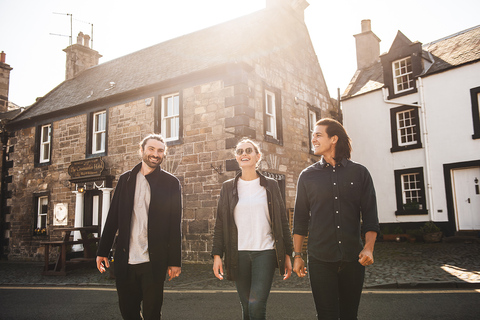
[294, 255, 304, 259]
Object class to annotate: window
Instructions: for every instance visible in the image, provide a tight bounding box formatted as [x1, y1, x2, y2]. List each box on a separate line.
[308, 107, 321, 153]
[392, 57, 414, 94]
[470, 86, 480, 139]
[397, 109, 417, 146]
[265, 90, 277, 139]
[92, 111, 106, 154]
[161, 93, 180, 142]
[263, 87, 283, 145]
[37, 124, 51, 165]
[390, 105, 422, 152]
[36, 196, 48, 232]
[394, 168, 428, 215]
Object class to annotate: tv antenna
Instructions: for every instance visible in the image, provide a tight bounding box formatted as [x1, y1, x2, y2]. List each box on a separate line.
[50, 13, 94, 48]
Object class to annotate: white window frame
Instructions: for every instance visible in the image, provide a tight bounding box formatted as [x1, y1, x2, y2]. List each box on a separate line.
[161, 93, 180, 142]
[265, 90, 277, 139]
[92, 111, 106, 154]
[392, 57, 414, 94]
[308, 109, 317, 152]
[401, 173, 422, 208]
[396, 109, 417, 146]
[37, 196, 48, 229]
[39, 124, 51, 163]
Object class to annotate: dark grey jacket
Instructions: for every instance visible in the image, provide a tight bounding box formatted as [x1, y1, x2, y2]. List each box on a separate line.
[212, 171, 293, 280]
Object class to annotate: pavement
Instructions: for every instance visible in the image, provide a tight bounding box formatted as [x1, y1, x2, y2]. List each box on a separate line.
[1, 241, 479, 290]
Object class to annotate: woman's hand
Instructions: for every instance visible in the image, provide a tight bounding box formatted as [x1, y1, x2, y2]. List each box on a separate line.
[283, 254, 292, 280]
[213, 255, 224, 280]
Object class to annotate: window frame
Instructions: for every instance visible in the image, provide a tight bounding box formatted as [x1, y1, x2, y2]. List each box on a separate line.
[265, 90, 277, 139]
[390, 105, 422, 152]
[92, 110, 106, 154]
[470, 86, 480, 139]
[394, 167, 428, 216]
[86, 109, 108, 158]
[35, 123, 52, 166]
[308, 106, 321, 154]
[33, 192, 49, 235]
[160, 93, 180, 143]
[263, 86, 283, 145]
[392, 57, 414, 94]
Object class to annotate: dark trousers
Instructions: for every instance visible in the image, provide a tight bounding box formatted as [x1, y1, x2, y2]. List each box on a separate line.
[308, 259, 365, 320]
[235, 250, 276, 320]
[115, 262, 167, 320]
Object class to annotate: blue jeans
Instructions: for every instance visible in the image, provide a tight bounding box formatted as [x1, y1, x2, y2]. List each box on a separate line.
[235, 250, 276, 320]
[308, 259, 365, 320]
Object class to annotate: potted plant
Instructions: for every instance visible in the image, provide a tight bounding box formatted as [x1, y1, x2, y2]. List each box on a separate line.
[421, 221, 443, 243]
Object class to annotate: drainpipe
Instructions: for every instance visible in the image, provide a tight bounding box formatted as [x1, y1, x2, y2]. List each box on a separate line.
[382, 80, 434, 221]
[417, 77, 434, 221]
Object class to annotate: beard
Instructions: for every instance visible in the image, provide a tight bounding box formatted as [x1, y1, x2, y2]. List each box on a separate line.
[142, 153, 163, 169]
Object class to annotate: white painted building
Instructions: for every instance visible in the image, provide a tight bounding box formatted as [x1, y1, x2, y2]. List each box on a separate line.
[342, 20, 480, 236]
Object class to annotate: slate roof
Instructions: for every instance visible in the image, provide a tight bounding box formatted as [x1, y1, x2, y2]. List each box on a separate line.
[11, 6, 312, 124]
[342, 24, 480, 100]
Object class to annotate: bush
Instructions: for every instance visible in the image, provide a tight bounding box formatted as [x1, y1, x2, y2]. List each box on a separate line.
[421, 221, 441, 234]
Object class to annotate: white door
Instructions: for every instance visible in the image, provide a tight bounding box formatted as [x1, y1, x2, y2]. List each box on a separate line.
[452, 167, 480, 230]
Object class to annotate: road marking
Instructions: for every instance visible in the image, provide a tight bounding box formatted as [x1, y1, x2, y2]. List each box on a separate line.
[1, 286, 479, 294]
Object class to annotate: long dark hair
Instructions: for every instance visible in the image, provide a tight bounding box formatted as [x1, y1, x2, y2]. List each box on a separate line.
[316, 118, 351, 160]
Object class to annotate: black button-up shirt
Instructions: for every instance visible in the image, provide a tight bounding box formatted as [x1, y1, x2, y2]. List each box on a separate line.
[293, 157, 380, 262]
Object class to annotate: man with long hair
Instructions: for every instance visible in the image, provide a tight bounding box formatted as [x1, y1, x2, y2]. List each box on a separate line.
[293, 118, 379, 319]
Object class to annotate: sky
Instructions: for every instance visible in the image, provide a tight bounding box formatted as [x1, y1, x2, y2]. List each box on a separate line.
[1, 0, 479, 107]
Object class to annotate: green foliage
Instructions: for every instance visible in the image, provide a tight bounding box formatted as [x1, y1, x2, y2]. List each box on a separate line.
[421, 221, 441, 234]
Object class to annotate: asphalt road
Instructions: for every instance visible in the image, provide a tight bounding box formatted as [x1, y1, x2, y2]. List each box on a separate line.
[1, 287, 479, 319]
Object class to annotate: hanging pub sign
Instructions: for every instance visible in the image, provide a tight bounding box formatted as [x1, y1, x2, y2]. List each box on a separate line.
[68, 158, 105, 179]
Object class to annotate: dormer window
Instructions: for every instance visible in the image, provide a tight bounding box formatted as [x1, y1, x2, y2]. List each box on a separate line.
[392, 57, 414, 94]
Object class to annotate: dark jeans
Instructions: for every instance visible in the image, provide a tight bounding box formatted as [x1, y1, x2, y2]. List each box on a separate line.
[115, 262, 167, 320]
[308, 259, 365, 320]
[235, 250, 276, 320]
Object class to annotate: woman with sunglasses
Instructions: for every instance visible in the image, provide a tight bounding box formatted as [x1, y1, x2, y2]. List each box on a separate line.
[212, 138, 293, 320]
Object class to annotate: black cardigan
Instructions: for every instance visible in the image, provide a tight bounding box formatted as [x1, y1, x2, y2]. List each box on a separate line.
[97, 162, 182, 280]
[212, 171, 293, 280]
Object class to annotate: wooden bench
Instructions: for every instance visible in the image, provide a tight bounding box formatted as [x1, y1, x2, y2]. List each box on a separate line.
[41, 226, 99, 276]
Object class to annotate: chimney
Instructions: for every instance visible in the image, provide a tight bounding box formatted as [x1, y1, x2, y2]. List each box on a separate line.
[0, 51, 13, 113]
[63, 32, 102, 80]
[353, 20, 381, 70]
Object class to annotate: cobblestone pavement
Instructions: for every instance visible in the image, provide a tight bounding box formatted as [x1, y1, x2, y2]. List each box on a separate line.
[1, 241, 479, 289]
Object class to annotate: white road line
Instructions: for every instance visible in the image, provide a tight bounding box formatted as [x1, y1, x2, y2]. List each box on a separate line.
[1, 286, 479, 294]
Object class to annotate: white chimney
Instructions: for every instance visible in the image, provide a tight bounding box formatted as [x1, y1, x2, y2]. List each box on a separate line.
[353, 19, 381, 70]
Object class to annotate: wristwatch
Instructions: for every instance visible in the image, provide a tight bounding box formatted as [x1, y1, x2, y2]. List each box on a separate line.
[292, 251, 303, 259]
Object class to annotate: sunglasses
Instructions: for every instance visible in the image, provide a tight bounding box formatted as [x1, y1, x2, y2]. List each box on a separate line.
[235, 147, 255, 155]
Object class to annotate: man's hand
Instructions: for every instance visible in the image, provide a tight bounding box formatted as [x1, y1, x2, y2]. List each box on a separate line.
[358, 248, 374, 266]
[359, 231, 377, 266]
[168, 266, 181, 281]
[293, 256, 307, 277]
[96, 256, 109, 273]
[212, 255, 224, 280]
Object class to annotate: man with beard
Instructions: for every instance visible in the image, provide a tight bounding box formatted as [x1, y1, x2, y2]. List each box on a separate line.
[96, 133, 182, 320]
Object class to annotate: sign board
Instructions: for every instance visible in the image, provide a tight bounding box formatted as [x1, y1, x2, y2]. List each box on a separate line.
[68, 158, 105, 179]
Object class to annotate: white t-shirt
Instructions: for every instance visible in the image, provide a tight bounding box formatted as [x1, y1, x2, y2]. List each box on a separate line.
[128, 171, 151, 264]
[234, 177, 275, 251]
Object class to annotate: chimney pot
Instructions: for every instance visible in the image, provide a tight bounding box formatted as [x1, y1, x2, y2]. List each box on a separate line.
[83, 34, 91, 48]
[1, 51, 5, 63]
[77, 32, 84, 45]
[361, 20, 371, 33]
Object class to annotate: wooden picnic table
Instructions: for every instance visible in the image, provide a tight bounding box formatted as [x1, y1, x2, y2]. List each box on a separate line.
[41, 226, 99, 275]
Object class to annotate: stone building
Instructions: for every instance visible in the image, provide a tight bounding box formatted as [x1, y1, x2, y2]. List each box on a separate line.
[3, 0, 335, 261]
